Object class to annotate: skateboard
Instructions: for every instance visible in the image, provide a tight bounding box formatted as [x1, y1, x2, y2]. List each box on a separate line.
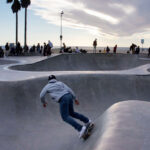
[82, 123, 95, 140]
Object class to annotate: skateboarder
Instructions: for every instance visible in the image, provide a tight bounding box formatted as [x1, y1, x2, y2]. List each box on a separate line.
[40, 75, 92, 138]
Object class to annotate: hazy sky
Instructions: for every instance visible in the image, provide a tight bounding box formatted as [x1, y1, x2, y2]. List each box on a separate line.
[1, 0, 150, 47]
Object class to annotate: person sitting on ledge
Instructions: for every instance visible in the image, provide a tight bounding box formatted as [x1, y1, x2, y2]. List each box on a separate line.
[61, 43, 72, 53]
[75, 47, 81, 53]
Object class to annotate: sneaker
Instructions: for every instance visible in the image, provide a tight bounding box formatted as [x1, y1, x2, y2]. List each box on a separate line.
[79, 126, 86, 138]
[85, 119, 92, 126]
[88, 119, 92, 124]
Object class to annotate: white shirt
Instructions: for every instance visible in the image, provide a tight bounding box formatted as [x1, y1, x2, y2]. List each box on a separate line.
[75, 47, 81, 53]
[40, 79, 76, 103]
[48, 41, 53, 48]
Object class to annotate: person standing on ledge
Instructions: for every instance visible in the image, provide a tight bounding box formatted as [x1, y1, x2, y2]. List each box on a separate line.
[40, 75, 92, 138]
[93, 39, 97, 53]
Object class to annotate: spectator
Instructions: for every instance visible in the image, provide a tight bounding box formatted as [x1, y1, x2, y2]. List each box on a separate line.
[9, 45, 16, 56]
[16, 42, 20, 55]
[103, 48, 106, 53]
[24, 45, 29, 53]
[0, 46, 4, 57]
[32, 45, 36, 53]
[48, 40, 53, 49]
[16, 42, 23, 55]
[62, 43, 66, 52]
[75, 47, 81, 53]
[48, 41, 53, 55]
[62, 43, 72, 53]
[93, 39, 97, 53]
[5, 42, 9, 51]
[43, 43, 47, 56]
[5, 42, 9, 56]
[135, 46, 140, 54]
[130, 43, 137, 54]
[106, 46, 110, 53]
[40, 46, 43, 54]
[113, 45, 117, 53]
[47, 44, 52, 56]
[80, 49, 87, 54]
[127, 50, 130, 54]
[148, 47, 150, 56]
[37, 43, 41, 53]
[30, 45, 36, 53]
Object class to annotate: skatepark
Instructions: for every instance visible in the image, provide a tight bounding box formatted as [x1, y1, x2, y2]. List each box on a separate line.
[0, 53, 150, 150]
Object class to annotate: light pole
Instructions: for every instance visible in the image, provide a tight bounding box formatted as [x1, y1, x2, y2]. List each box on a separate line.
[60, 11, 64, 50]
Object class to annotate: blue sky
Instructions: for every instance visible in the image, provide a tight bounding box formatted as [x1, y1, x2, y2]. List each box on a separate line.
[0, 0, 150, 47]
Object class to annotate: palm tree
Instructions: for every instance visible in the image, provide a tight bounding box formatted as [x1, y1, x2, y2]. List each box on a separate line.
[21, 0, 31, 47]
[7, 0, 21, 46]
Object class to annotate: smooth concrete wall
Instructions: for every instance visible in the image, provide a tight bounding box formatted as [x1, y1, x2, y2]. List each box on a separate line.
[0, 74, 150, 150]
[0, 59, 18, 65]
[10, 54, 150, 71]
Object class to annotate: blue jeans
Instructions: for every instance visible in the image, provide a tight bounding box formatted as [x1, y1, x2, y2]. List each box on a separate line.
[59, 93, 89, 132]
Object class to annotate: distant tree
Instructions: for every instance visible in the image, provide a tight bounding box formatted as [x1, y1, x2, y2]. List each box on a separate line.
[21, 0, 31, 47]
[7, 0, 21, 46]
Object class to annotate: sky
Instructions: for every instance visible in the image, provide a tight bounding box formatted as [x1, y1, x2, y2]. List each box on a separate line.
[0, 0, 150, 47]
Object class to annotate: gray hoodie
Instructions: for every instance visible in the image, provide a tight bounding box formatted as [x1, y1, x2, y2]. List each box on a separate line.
[40, 79, 76, 104]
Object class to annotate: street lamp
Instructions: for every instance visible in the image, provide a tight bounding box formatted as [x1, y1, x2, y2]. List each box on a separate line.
[60, 11, 64, 50]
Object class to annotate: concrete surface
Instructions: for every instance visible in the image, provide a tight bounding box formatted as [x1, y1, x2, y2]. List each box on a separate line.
[0, 54, 150, 81]
[0, 54, 150, 150]
[10, 53, 150, 71]
[0, 58, 18, 65]
[0, 75, 150, 150]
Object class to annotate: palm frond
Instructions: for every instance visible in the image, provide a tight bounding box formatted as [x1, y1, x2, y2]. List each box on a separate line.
[7, 0, 13, 3]
[11, 0, 21, 13]
[21, 0, 31, 8]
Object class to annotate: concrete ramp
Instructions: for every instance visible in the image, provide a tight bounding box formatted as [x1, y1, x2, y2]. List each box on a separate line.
[81, 100, 150, 150]
[95, 100, 150, 150]
[10, 54, 150, 71]
[0, 74, 150, 150]
[0, 59, 18, 65]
